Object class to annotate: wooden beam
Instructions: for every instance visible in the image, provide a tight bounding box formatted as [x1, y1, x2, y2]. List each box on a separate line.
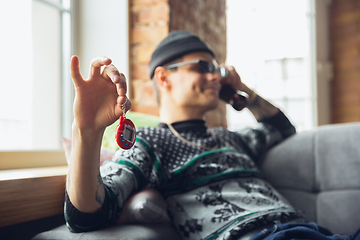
[0, 151, 67, 170]
[0, 166, 67, 227]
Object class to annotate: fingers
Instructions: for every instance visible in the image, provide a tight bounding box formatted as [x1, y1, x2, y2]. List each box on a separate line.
[70, 56, 85, 87]
[90, 56, 112, 77]
[71, 56, 113, 87]
[106, 65, 129, 116]
[219, 65, 243, 91]
[227, 66, 242, 83]
[102, 64, 127, 96]
[116, 95, 132, 116]
[225, 66, 235, 82]
[116, 73, 127, 96]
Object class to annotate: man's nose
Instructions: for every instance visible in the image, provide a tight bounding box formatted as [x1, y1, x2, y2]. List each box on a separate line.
[206, 71, 221, 82]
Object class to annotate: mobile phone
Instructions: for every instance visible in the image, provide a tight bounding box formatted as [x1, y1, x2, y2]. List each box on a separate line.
[115, 116, 136, 149]
[218, 67, 249, 111]
[219, 84, 249, 111]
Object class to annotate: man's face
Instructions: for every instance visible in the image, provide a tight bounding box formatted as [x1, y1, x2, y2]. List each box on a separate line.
[165, 52, 222, 113]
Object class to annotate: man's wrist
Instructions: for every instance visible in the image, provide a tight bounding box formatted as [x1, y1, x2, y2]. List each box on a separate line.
[240, 85, 257, 106]
[71, 123, 105, 148]
[246, 90, 258, 106]
[72, 122, 105, 137]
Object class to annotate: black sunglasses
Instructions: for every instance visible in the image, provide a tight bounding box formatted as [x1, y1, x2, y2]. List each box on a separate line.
[164, 60, 228, 79]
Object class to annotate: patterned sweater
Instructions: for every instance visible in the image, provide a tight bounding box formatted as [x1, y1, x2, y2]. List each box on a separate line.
[65, 111, 304, 239]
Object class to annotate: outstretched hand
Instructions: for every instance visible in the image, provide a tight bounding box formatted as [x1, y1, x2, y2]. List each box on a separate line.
[70, 55, 131, 132]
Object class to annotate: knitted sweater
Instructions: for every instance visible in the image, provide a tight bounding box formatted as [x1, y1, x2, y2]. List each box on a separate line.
[65, 111, 304, 239]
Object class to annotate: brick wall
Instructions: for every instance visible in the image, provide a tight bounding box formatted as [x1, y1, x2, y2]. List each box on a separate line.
[129, 0, 169, 116]
[129, 0, 227, 127]
[330, 0, 360, 123]
[169, 0, 227, 64]
[169, 0, 227, 128]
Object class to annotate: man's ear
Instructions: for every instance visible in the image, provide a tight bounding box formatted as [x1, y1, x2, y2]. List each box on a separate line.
[154, 66, 170, 89]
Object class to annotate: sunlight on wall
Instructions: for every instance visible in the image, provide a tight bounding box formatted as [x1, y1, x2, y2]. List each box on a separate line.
[226, 0, 315, 132]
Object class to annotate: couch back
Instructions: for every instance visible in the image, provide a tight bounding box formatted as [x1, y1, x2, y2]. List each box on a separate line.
[259, 122, 360, 235]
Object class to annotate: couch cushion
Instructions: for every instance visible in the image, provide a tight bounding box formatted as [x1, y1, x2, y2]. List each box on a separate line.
[32, 223, 181, 240]
[276, 189, 317, 222]
[260, 122, 360, 192]
[259, 122, 360, 234]
[315, 123, 360, 191]
[317, 190, 360, 235]
[258, 131, 316, 192]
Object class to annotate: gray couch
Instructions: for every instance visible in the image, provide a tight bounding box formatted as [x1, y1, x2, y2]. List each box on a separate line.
[33, 122, 360, 239]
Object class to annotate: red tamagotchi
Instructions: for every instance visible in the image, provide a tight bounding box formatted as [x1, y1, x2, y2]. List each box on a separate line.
[115, 116, 136, 150]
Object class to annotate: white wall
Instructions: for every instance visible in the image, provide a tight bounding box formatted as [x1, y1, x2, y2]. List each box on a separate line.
[74, 0, 129, 81]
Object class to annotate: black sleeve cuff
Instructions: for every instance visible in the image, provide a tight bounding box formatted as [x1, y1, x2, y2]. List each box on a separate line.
[259, 110, 296, 138]
[64, 187, 120, 233]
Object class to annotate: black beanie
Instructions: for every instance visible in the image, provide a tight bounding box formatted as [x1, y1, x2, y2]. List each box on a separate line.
[149, 30, 215, 79]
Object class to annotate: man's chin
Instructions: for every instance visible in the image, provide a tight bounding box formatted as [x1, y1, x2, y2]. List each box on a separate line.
[205, 99, 220, 112]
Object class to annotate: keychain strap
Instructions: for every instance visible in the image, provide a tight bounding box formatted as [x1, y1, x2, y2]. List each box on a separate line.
[115, 97, 136, 150]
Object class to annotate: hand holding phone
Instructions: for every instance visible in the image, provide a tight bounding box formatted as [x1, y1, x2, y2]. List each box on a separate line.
[218, 67, 249, 111]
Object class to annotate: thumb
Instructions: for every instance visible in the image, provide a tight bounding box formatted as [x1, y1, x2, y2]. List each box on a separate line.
[70, 55, 84, 87]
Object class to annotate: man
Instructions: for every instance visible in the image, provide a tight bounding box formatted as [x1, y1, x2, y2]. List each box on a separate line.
[65, 31, 357, 240]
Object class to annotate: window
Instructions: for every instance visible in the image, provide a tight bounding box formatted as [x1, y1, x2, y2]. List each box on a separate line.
[226, 0, 320, 132]
[1, 0, 129, 171]
[0, 0, 130, 154]
[0, 0, 72, 151]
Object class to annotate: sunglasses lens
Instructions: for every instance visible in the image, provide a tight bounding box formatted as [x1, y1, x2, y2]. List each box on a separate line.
[199, 61, 216, 73]
[199, 61, 228, 78]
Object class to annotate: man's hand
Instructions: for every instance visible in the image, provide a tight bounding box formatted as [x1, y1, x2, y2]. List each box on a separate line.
[220, 64, 278, 121]
[67, 56, 131, 213]
[220, 65, 243, 92]
[220, 65, 256, 103]
[71, 55, 131, 132]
